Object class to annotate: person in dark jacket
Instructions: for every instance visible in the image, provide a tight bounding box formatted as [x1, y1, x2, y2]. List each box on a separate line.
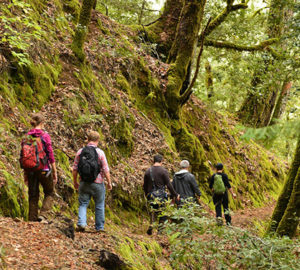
[143, 154, 179, 235]
[209, 163, 236, 225]
[172, 160, 201, 206]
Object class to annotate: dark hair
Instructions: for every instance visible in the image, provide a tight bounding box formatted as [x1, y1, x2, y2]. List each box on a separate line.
[154, 154, 163, 163]
[30, 113, 45, 127]
[215, 163, 223, 170]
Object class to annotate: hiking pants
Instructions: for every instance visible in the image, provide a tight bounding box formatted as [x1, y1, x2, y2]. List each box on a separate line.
[77, 182, 106, 230]
[27, 171, 54, 221]
[148, 201, 167, 227]
[213, 192, 231, 225]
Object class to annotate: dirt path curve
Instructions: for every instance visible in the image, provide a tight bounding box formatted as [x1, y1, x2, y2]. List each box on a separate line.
[232, 201, 275, 231]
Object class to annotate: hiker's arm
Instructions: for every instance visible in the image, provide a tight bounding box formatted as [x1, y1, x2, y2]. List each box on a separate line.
[72, 169, 79, 190]
[100, 152, 112, 190]
[164, 172, 180, 201]
[104, 171, 112, 190]
[143, 172, 149, 196]
[51, 162, 57, 185]
[228, 188, 237, 198]
[209, 175, 214, 190]
[190, 176, 201, 197]
[224, 175, 236, 198]
[44, 133, 56, 183]
[72, 151, 81, 190]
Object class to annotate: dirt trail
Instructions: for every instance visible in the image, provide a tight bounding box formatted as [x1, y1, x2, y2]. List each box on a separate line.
[232, 201, 275, 231]
[0, 202, 276, 269]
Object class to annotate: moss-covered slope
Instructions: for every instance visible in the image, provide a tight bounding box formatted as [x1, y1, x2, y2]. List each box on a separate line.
[0, 0, 286, 221]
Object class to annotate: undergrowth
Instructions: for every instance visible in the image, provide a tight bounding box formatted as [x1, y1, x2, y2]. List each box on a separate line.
[160, 202, 300, 270]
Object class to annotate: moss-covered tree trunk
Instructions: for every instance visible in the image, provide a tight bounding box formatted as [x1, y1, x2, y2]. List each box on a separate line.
[238, 0, 287, 127]
[271, 81, 292, 123]
[146, 0, 184, 58]
[267, 137, 300, 234]
[164, 0, 206, 119]
[71, 0, 96, 61]
[276, 166, 300, 237]
[205, 61, 214, 98]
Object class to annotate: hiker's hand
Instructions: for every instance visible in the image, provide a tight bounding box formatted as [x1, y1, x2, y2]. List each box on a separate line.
[176, 195, 180, 202]
[232, 192, 237, 199]
[53, 172, 58, 185]
[107, 182, 112, 191]
[74, 181, 79, 191]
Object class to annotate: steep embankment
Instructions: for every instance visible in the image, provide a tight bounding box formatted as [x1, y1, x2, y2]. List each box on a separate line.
[0, 0, 286, 220]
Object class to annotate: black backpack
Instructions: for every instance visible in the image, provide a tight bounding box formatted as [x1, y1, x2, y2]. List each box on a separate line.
[78, 146, 101, 183]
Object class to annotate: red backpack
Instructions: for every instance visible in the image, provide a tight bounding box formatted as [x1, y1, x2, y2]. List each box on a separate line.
[20, 135, 47, 171]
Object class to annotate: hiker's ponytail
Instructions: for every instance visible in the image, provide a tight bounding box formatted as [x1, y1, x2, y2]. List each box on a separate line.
[30, 113, 45, 127]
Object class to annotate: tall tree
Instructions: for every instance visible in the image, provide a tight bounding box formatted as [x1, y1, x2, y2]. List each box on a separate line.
[205, 61, 214, 98]
[147, 0, 184, 58]
[71, 0, 96, 61]
[238, 0, 290, 127]
[267, 136, 300, 237]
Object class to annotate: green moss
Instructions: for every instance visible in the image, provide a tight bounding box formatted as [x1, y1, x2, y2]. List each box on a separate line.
[172, 120, 209, 181]
[71, 0, 95, 61]
[118, 237, 169, 270]
[111, 114, 135, 158]
[62, 0, 80, 22]
[74, 65, 111, 112]
[117, 73, 131, 93]
[0, 169, 28, 219]
[10, 60, 61, 109]
[111, 183, 145, 212]
[97, 19, 111, 35]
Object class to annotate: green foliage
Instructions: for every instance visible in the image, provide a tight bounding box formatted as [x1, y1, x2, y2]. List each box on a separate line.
[239, 119, 300, 159]
[0, 169, 28, 219]
[0, 0, 46, 67]
[118, 236, 168, 270]
[97, 0, 160, 25]
[0, 245, 5, 269]
[160, 202, 300, 269]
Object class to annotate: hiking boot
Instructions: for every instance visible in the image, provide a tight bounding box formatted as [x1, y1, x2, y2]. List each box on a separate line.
[76, 225, 86, 232]
[96, 228, 106, 233]
[146, 226, 153, 235]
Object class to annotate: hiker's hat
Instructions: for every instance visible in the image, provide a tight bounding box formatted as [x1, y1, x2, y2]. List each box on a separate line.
[215, 163, 223, 170]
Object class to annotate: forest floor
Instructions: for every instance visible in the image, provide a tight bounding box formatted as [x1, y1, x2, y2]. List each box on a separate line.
[0, 202, 275, 270]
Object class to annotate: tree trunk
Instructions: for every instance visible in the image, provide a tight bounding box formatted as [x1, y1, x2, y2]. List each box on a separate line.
[271, 81, 292, 123]
[267, 137, 300, 234]
[138, 0, 146, 25]
[164, 0, 206, 119]
[205, 61, 214, 98]
[238, 0, 287, 127]
[71, 0, 96, 61]
[146, 0, 184, 58]
[276, 166, 300, 237]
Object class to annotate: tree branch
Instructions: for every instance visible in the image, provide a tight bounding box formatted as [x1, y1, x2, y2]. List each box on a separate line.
[204, 38, 279, 51]
[180, 18, 212, 106]
[200, 2, 248, 41]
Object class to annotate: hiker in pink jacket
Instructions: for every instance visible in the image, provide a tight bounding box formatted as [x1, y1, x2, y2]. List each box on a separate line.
[22, 113, 57, 221]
